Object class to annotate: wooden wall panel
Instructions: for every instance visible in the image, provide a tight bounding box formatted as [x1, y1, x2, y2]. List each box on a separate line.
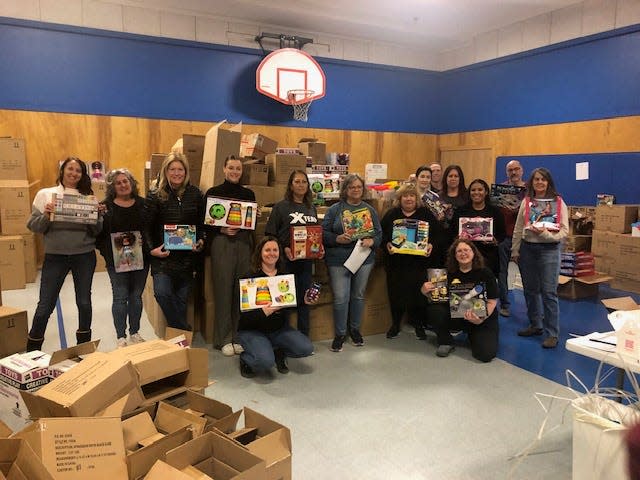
[5, 109, 639, 197]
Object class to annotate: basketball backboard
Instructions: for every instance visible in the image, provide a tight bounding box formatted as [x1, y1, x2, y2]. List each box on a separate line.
[256, 48, 326, 105]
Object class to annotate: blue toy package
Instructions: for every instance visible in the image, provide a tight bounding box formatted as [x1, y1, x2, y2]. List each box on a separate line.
[163, 224, 197, 250]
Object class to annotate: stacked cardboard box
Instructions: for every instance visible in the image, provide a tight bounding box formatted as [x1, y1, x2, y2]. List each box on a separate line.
[591, 204, 640, 293]
[0, 139, 41, 290]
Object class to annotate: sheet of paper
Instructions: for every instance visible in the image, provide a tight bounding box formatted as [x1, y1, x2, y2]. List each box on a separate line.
[575, 161, 589, 180]
[343, 240, 371, 274]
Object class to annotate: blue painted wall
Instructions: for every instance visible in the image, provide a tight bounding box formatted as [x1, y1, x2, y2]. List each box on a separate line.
[0, 18, 440, 132]
[496, 153, 639, 205]
[438, 27, 640, 134]
[2, 17, 640, 135]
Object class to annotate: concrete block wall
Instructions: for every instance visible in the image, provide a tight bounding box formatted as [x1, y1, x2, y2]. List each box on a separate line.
[0, 0, 639, 71]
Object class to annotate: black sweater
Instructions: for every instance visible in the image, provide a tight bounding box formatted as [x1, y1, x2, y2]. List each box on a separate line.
[204, 180, 256, 245]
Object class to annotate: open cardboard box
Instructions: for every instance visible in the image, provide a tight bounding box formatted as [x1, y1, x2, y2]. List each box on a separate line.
[164, 430, 266, 480]
[557, 273, 612, 300]
[180, 390, 233, 432]
[14, 416, 128, 480]
[21, 351, 140, 418]
[108, 340, 209, 405]
[214, 408, 292, 480]
[0, 438, 55, 480]
[124, 402, 201, 480]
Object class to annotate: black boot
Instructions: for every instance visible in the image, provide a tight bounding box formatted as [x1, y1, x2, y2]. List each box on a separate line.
[274, 349, 289, 374]
[26, 336, 44, 352]
[76, 329, 92, 345]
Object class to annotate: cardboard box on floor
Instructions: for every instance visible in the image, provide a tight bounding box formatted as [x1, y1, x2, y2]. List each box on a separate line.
[124, 406, 201, 480]
[178, 390, 233, 432]
[0, 438, 55, 480]
[164, 430, 266, 480]
[0, 419, 12, 437]
[108, 340, 209, 406]
[21, 351, 140, 418]
[214, 407, 291, 480]
[142, 274, 196, 339]
[0, 306, 28, 358]
[14, 417, 128, 480]
[557, 273, 613, 300]
[0, 381, 31, 432]
[199, 121, 242, 192]
[0, 138, 28, 181]
[0, 236, 25, 291]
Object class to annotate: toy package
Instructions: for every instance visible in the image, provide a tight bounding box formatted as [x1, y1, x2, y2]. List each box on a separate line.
[458, 217, 494, 242]
[425, 268, 448, 303]
[163, 224, 197, 250]
[490, 184, 525, 210]
[290, 225, 323, 260]
[204, 197, 257, 230]
[239, 274, 297, 312]
[341, 207, 375, 240]
[309, 173, 341, 205]
[524, 197, 561, 231]
[390, 219, 430, 256]
[110, 231, 144, 273]
[421, 190, 450, 220]
[90, 161, 106, 182]
[449, 282, 487, 318]
[51, 193, 99, 224]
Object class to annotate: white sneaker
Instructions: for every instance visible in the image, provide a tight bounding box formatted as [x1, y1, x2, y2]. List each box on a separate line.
[221, 343, 235, 356]
[117, 337, 127, 348]
[233, 343, 244, 354]
[129, 333, 145, 344]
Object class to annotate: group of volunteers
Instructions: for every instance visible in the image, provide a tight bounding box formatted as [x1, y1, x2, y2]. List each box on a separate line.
[24, 153, 567, 379]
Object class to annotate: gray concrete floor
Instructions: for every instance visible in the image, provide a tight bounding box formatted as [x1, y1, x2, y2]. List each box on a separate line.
[3, 270, 573, 480]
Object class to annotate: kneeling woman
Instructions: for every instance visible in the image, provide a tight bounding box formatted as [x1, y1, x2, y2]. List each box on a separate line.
[237, 236, 314, 378]
[421, 238, 499, 363]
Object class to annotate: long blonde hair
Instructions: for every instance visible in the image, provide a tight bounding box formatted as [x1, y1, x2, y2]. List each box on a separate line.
[154, 153, 190, 201]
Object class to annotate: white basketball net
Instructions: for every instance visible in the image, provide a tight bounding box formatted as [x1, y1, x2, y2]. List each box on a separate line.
[287, 89, 315, 122]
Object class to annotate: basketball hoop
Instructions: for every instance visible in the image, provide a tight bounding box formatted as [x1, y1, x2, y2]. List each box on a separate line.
[287, 89, 315, 122]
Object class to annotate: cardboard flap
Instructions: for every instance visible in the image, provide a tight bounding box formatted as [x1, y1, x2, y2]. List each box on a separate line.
[49, 339, 100, 365]
[185, 390, 233, 421]
[573, 273, 613, 285]
[165, 327, 193, 347]
[143, 460, 193, 480]
[230, 121, 242, 133]
[210, 410, 242, 435]
[247, 428, 292, 466]
[244, 407, 288, 437]
[127, 427, 192, 480]
[185, 348, 210, 390]
[558, 275, 571, 285]
[0, 421, 12, 439]
[155, 402, 207, 437]
[602, 296, 640, 311]
[298, 137, 318, 143]
[0, 439, 55, 480]
[122, 412, 157, 451]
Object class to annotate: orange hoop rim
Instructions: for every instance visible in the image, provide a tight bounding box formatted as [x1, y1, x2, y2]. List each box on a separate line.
[287, 89, 315, 105]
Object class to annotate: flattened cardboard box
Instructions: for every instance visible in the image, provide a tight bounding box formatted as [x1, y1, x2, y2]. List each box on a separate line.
[21, 351, 140, 418]
[164, 430, 266, 480]
[14, 417, 128, 480]
[0, 438, 55, 480]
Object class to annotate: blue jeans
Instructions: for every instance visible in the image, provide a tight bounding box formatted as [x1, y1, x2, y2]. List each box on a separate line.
[519, 241, 561, 338]
[286, 258, 313, 336]
[107, 264, 149, 338]
[237, 326, 313, 373]
[29, 251, 96, 339]
[152, 272, 192, 331]
[498, 237, 513, 308]
[328, 263, 374, 337]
